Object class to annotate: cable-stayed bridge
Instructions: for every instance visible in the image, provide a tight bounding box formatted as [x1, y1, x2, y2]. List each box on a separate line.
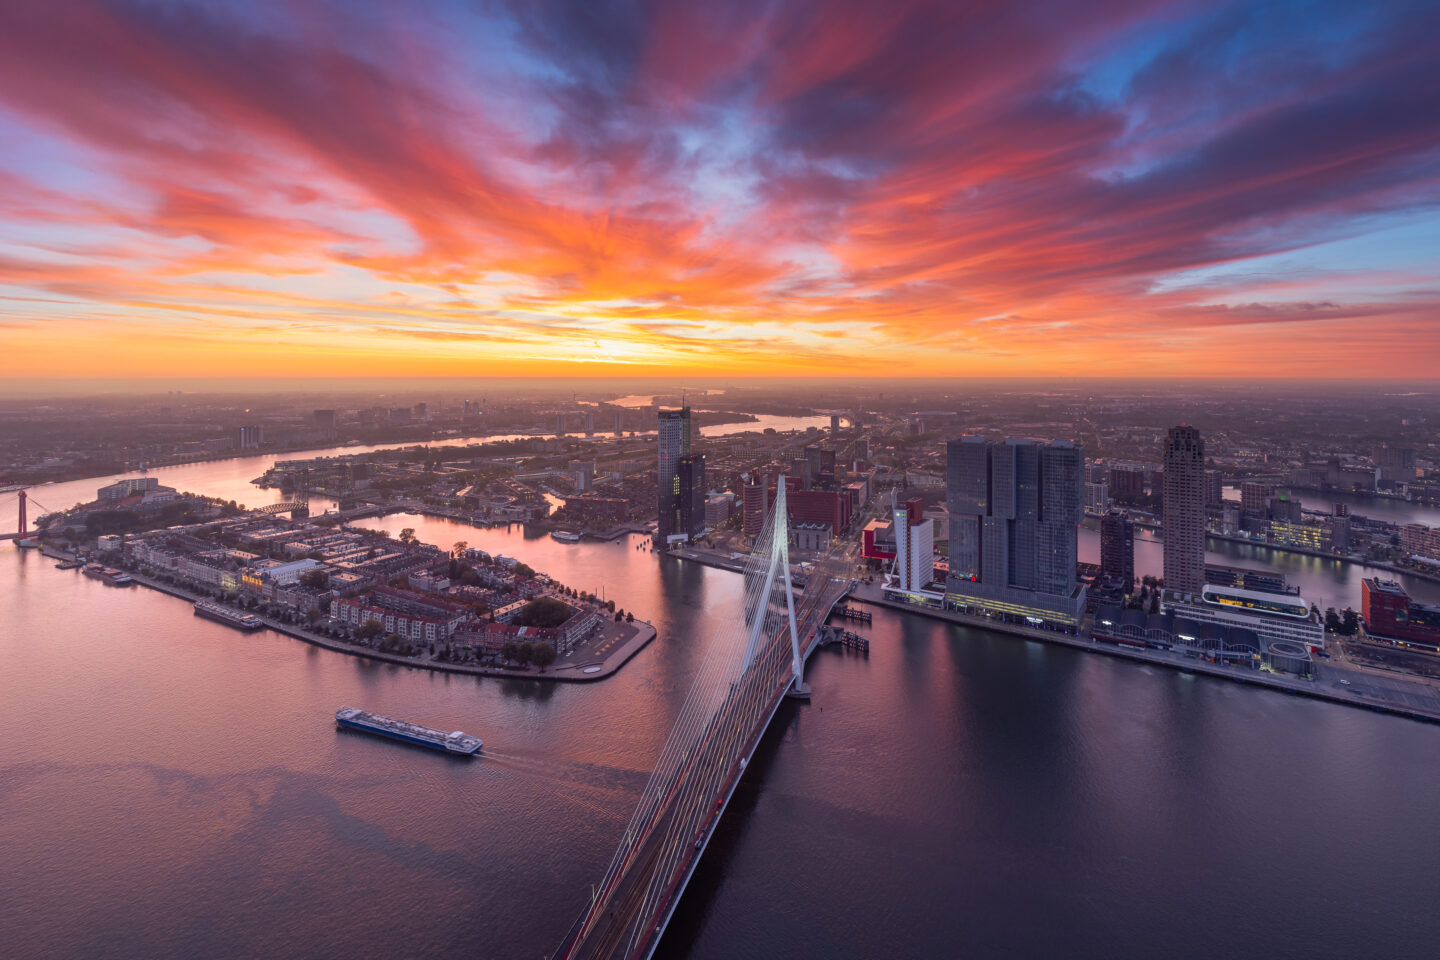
[554, 481, 853, 960]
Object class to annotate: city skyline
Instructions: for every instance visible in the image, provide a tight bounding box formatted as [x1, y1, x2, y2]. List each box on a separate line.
[3, 0, 1439, 379]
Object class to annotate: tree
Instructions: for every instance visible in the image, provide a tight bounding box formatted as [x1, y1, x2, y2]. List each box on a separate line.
[1341, 608, 1360, 636]
[399, 528, 417, 548]
[452, 540, 468, 557]
[516, 641, 535, 665]
[1325, 607, 1342, 634]
[298, 569, 329, 589]
[532, 642, 556, 671]
[1148, 594, 1160, 615]
[501, 640, 519, 662]
[514, 562, 536, 580]
[625, 611, 634, 623]
[355, 619, 384, 641]
[513, 596, 573, 628]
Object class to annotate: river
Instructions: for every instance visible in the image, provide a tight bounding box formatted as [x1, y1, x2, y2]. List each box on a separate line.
[17, 416, 829, 519]
[4, 465, 1440, 959]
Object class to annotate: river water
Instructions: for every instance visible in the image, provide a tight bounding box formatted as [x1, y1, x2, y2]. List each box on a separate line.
[4, 454, 1440, 959]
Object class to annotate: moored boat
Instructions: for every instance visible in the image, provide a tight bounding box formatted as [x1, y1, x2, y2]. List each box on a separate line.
[194, 599, 263, 630]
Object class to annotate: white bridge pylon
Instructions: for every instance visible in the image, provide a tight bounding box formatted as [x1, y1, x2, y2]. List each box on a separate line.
[741, 478, 807, 697]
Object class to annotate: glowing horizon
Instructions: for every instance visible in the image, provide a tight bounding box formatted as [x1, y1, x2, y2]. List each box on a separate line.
[2, 0, 1438, 379]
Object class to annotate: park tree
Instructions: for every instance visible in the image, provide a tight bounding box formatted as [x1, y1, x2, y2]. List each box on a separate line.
[1325, 607, 1342, 633]
[355, 619, 384, 641]
[452, 541, 468, 557]
[399, 528, 417, 548]
[516, 641, 535, 665]
[532, 642, 556, 671]
[298, 569, 329, 589]
[1341, 608, 1360, 636]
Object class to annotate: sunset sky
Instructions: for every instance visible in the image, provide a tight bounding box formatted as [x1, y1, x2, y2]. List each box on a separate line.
[2, 0, 1438, 379]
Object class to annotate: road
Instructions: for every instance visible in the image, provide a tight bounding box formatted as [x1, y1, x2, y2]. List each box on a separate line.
[558, 562, 848, 960]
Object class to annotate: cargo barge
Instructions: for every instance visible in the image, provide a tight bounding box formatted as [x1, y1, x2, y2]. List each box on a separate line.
[83, 562, 133, 585]
[194, 600, 263, 630]
[334, 706, 482, 755]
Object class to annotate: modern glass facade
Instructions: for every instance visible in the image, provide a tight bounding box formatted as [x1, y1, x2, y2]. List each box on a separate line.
[657, 407, 692, 542]
[944, 436, 1085, 626]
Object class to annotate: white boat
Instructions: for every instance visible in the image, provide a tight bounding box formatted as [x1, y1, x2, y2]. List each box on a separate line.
[551, 530, 582, 543]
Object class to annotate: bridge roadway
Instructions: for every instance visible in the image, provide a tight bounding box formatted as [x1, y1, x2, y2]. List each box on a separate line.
[554, 564, 852, 960]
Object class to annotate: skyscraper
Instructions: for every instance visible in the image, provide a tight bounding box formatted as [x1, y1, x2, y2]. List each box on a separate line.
[741, 474, 766, 537]
[1100, 508, 1135, 590]
[1162, 425, 1206, 598]
[892, 495, 934, 593]
[674, 454, 706, 541]
[943, 436, 1086, 626]
[656, 407, 692, 543]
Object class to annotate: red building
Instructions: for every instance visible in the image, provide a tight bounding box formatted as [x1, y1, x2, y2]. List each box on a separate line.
[861, 518, 895, 561]
[766, 477, 852, 534]
[1362, 578, 1440, 651]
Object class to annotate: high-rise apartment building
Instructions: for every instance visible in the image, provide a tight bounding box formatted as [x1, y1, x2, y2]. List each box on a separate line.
[1162, 425, 1206, 598]
[892, 496, 934, 593]
[657, 407, 694, 543]
[1099, 509, 1135, 590]
[1204, 469, 1223, 508]
[943, 436, 1086, 626]
[670, 454, 706, 542]
[741, 475, 767, 537]
[1240, 481, 1274, 514]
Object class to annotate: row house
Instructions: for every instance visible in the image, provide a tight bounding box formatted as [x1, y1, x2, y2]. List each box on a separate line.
[330, 596, 467, 645]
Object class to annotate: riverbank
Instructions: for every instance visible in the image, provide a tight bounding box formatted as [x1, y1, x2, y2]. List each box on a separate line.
[849, 584, 1440, 725]
[104, 563, 657, 683]
[1128, 519, 1440, 588]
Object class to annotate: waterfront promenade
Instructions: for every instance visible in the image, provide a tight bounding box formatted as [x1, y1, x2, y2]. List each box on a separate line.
[851, 583, 1440, 725]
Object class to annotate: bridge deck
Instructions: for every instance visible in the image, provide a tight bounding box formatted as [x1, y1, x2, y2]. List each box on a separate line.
[555, 562, 851, 960]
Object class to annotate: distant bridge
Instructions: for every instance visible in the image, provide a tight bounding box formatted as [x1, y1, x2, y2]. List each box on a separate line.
[257, 501, 307, 515]
[553, 480, 852, 960]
